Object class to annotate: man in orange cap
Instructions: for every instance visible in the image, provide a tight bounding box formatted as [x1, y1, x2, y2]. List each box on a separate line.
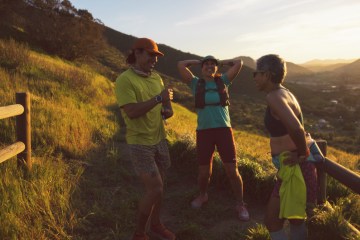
[115, 37, 175, 240]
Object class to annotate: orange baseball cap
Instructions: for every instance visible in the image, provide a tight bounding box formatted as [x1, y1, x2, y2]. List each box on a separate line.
[132, 38, 164, 56]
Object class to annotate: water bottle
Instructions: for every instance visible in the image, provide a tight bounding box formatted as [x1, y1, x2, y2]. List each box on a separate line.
[161, 88, 174, 125]
[306, 133, 325, 163]
[161, 101, 173, 125]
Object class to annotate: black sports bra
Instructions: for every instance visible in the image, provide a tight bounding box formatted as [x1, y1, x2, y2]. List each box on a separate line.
[264, 106, 304, 137]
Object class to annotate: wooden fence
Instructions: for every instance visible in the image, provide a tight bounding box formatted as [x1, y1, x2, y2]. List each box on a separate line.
[315, 140, 360, 236]
[0, 92, 31, 170]
[316, 140, 360, 200]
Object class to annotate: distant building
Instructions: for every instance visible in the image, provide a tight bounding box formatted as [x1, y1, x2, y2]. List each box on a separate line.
[317, 119, 328, 128]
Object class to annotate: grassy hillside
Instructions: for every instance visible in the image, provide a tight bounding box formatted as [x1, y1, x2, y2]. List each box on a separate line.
[0, 38, 119, 239]
[1, 39, 360, 239]
[3, 1, 357, 155]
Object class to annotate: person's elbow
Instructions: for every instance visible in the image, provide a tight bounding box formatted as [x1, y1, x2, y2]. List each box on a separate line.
[289, 125, 305, 136]
[163, 111, 173, 119]
[122, 105, 139, 119]
[126, 112, 138, 119]
[177, 62, 186, 73]
[177, 61, 185, 67]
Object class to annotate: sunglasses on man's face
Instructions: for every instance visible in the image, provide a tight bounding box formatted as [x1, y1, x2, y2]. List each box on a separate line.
[253, 71, 265, 78]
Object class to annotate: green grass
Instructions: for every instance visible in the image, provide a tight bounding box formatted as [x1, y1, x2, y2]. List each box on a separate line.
[244, 224, 270, 240]
[0, 156, 82, 239]
[0, 39, 120, 238]
[308, 199, 360, 240]
[0, 38, 359, 239]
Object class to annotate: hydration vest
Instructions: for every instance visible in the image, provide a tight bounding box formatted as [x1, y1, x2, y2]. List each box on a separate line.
[195, 76, 230, 109]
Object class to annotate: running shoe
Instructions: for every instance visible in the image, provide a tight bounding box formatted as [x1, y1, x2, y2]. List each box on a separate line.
[191, 193, 208, 209]
[236, 203, 250, 221]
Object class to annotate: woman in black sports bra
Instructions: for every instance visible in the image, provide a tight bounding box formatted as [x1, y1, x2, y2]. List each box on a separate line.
[253, 54, 317, 240]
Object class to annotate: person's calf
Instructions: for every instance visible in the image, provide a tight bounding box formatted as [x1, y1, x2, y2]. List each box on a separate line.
[269, 228, 287, 240]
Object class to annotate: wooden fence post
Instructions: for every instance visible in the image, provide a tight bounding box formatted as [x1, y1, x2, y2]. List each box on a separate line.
[316, 140, 327, 205]
[15, 92, 31, 170]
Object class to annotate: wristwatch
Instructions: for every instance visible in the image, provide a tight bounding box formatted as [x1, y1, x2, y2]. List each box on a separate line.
[155, 95, 162, 103]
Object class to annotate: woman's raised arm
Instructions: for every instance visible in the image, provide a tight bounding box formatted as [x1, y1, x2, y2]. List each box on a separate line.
[177, 59, 201, 83]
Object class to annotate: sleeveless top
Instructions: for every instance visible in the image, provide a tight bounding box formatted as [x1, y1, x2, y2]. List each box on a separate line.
[189, 75, 232, 130]
[264, 88, 304, 137]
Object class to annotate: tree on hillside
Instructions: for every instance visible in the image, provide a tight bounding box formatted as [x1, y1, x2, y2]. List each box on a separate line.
[0, 0, 106, 60]
[0, 0, 27, 27]
[24, 0, 106, 60]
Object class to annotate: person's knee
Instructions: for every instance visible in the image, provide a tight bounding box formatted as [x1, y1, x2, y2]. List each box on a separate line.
[198, 168, 211, 180]
[226, 168, 241, 181]
[264, 215, 272, 229]
[198, 174, 211, 184]
[265, 220, 283, 233]
[145, 182, 164, 198]
[148, 187, 163, 201]
[223, 163, 240, 177]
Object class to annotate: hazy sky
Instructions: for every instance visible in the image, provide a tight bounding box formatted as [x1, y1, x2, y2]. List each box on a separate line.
[71, 0, 360, 64]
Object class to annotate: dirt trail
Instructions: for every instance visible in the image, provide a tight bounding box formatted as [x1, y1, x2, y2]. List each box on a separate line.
[164, 170, 266, 239]
[119, 143, 267, 240]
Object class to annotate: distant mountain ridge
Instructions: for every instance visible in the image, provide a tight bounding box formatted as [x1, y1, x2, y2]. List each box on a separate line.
[334, 59, 360, 75]
[103, 28, 317, 82]
[104, 27, 259, 82]
[286, 62, 313, 76]
[302, 58, 357, 65]
[300, 58, 359, 73]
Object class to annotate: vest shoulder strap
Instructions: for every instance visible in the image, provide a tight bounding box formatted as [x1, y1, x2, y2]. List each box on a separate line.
[195, 77, 230, 108]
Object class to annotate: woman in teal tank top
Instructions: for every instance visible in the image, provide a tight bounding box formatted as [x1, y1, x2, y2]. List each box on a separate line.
[177, 55, 250, 221]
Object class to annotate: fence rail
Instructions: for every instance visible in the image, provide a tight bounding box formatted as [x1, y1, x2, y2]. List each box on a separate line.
[323, 157, 360, 194]
[0, 92, 31, 170]
[0, 104, 24, 119]
[315, 140, 360, 236]
[0, 142, 25, 164]
[315, 140, 360, 202]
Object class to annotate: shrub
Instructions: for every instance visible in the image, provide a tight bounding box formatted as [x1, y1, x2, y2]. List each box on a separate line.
[238, 158, 274, 203]
[0, 38, 29, 71]
[245, 224, 270, 240]
[210, 155, 227, 187]
[337, 194, 360, 229]
[326, 176, 352, 201]
[308, 202, 357, 240]
[0, 157, 82, 239]
[168, 134, 197, 177]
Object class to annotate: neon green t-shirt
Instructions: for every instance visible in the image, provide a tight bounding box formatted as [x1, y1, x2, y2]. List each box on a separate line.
[115, 69, 166, 145]
[278, 152, 307, 219]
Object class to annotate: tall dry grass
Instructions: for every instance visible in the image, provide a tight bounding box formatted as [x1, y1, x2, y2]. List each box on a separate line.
[0, 38, 358, 239]
[0, 38, 120, 239]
